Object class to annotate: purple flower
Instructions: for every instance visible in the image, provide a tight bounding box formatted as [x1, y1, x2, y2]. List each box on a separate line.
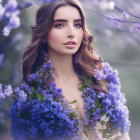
[9, 14, 20, 27]
[10, 98, 78, 138]
[0, 89, 5, 99]
[10, 60, 78, 139]
[0, 84, 13, 98]
[1, 0, 20, 36]
[122, 11, 129, 19]
[94, 69, 106, 80]
[102, 98, 111, 106]
[21, 82, 29, 91]
[130, 23, 140, 33]
[40, 60, 52, 72]
[97, 92, 105, 99]
[105, 16, 122, 28]
[3, 26, 11, 36]
[5, 0, 18, 10]
[15, 87, 27, 102]
[56, 88, 62, 96]
[102, 62, 120, 86]
[3, 85, 13, 97]
[94, 62, 121, 87]
[28, 73, 40, 82]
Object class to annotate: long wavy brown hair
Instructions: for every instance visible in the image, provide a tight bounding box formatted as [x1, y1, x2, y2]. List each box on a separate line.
[21, 0, 108, 93]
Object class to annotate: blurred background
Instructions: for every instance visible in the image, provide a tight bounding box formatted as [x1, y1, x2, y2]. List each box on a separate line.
[0, 0, 140, 139]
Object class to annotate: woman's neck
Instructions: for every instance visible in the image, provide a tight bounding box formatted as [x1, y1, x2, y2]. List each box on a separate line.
[48, 51, 76, 80]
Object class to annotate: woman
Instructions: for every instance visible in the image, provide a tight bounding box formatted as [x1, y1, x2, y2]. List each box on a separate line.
[10, 0, 130, 139]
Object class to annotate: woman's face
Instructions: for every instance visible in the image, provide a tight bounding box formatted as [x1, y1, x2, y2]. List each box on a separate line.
[47, 5, 83, 56]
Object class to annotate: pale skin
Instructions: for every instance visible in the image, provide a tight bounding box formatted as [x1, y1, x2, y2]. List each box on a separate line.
[46, 5, 130, 140]
[47, 5, 84, 119]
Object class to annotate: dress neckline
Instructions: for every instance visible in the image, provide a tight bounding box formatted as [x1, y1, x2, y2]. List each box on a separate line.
[53, 67, 85, 120]
[60, 90, 84, 120]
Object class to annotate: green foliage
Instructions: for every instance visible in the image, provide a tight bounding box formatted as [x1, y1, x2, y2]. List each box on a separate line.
[68, 112, 77, 120]
[28, 93, 37, 101]
[38, 93, 44, 102]
[69, 99, 77, 104]
[78, 75, 93, 90]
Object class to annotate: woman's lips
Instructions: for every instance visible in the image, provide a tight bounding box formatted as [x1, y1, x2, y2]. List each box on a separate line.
[63, 41, 77, 45]
[63, 41, 77, 49]
[64, 44, 76, 49]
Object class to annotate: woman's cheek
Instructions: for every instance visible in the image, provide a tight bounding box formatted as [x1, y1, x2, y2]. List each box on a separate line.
[48, 30, 62, 43]
[78, 30, 83, 42]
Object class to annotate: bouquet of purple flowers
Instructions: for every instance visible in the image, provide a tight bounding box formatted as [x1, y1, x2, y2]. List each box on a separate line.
[6, 60, 130, 140]
[78, 62, 130, 139]
[10, 60, 78, 140]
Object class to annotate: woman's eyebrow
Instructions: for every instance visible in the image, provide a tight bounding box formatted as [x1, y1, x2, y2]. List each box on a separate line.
[53, 19, 82, 23]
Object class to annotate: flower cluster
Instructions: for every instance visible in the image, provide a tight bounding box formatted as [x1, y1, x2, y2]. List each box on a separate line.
[0, 83, 13, 99]
[105, 16, 123, 28]
[130, 23, 140, 33]
[0, 0, 20, 36]
[10, 60, 79, 140]
[79, 62, 130, 139]
[5, 59, 130, 140]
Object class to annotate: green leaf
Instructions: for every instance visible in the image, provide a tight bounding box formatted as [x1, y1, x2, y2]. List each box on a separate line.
[69, 100, 77, 104]
[68, 112, 77, 119]
[98, 103, 102, 108]
[101, 120, 105, 126]
[78, 83, 84, 90]
[61, 101, 64, 106]
[31, 87, 35, 93]
[84, 94, 88, 98]
[38, 93, 44, 102]
[28, 93, 37, 100]
[40, 72, 43, 77]
[101, 110, 106, 116]
[101, 129, 112, 138]
[95, 99, 99, 106]
[53, 98, 57, 102]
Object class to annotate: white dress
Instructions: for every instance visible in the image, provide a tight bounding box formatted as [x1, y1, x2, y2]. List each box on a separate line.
[76, 119, 130, 140]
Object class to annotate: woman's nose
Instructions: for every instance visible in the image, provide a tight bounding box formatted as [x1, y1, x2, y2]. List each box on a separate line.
[68, 34, 74, 39]
[67, 25, 75, 39]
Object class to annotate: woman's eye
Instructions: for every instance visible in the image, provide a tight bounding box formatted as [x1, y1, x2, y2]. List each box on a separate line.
[75, 24, 82, 28]
[54, 24, 64, 28]
[54, 23, 82, 28]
